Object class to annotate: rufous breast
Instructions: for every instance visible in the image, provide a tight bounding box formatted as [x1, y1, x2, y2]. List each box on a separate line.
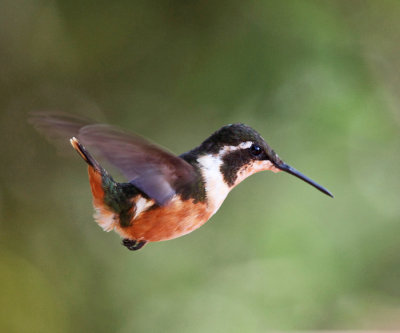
[115, 196, 212, 242]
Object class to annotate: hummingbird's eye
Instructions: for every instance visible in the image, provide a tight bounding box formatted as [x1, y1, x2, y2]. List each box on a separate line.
[250, 144, 262, 156]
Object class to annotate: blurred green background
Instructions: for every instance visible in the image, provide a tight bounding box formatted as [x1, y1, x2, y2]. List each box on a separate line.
[1, 0, 400, 332]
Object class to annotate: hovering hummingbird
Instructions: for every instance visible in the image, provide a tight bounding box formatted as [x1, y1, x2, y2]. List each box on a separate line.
[31, 112, 333, 251]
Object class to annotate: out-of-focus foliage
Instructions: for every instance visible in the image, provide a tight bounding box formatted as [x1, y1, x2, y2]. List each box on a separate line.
[1, 0, 400, 331]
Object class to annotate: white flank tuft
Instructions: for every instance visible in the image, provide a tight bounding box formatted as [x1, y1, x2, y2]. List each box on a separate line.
[93, 207, 116, 232]
[133, 197, 155, 219]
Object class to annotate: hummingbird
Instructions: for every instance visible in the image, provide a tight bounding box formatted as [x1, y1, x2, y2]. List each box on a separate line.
[30, 112, 333, 251]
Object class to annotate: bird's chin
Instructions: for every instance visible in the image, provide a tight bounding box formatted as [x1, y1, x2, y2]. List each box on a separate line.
[257, 160, 281, 173]
[233, 160, 280, 187]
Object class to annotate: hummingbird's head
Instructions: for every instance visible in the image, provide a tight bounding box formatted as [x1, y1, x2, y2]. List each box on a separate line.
[195, 123, 332, 197]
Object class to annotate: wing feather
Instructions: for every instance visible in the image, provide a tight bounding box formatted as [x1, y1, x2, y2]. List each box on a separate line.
[78, 124, 196, 204]
[30, 112, 196, 205]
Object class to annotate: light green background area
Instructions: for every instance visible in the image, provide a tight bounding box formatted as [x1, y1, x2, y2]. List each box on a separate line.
[1, 1, 399, 332]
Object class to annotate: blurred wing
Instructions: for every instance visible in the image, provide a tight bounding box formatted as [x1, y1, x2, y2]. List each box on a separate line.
[30, 112, 196, 205]
[29, 111, 92, 143]
[78, 124, 196, 204]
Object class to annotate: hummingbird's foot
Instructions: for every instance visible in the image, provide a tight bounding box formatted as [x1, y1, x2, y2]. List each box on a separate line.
[122, 238, 147, 251]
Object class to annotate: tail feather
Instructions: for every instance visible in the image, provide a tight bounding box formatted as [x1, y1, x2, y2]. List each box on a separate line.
[70, 137, 102, 172]
[70, 137, 119, 232]
[30, 113, 133, 233]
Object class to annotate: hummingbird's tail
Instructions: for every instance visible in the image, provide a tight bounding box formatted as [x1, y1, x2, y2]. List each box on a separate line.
[70, 137, 120, 232]
[70, 137, 103, 172]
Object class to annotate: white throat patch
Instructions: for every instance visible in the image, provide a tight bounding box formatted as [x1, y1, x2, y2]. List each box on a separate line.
[197, 154, 230, 215]
[197, 141, 280, 215]
[196, 141, 253, 215]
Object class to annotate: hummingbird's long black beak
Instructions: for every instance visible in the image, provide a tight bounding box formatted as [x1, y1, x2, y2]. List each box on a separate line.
[274, 162, 334, 198]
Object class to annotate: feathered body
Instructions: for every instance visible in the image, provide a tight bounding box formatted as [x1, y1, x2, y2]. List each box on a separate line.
[31, 112, 332, 251]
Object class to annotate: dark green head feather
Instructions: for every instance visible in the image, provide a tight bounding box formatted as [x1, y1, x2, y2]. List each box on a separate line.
[192, 123, 281, 163]
[198, 123, 263, 154]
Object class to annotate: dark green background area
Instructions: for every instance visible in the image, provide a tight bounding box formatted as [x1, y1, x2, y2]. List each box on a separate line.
[1, 1, 400, 331]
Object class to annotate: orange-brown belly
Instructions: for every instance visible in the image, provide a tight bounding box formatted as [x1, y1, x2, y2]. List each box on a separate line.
[115, 199, 212, 242]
